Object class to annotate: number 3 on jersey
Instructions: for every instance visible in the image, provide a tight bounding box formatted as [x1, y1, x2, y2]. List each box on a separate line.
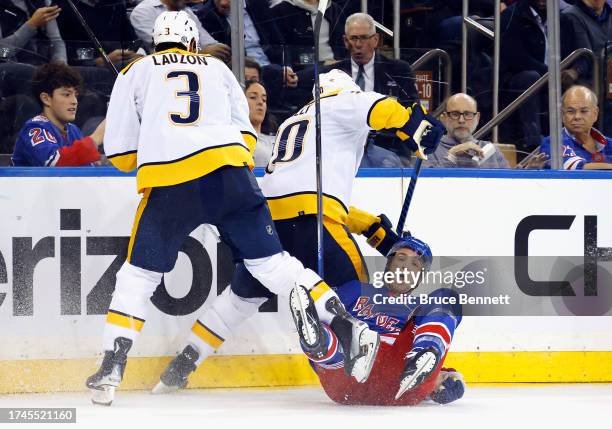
[166, 71, 201, 125]
[266, 118, 311, 173]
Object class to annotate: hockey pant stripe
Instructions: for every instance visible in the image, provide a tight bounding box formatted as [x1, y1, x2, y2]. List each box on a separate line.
[323, 218, 368, 283]
[192, 320, 225, 348]
[127, 188, 151, 263]
[106, 309, 145, 332]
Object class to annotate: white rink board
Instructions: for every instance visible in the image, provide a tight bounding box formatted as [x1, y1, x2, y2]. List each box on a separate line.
[1, 174, 612, 360]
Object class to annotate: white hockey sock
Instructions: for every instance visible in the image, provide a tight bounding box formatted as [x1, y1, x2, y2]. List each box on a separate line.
[244, 252, 341, 324]
[186, 287, 266, 366]
[103, 262, 162, 350]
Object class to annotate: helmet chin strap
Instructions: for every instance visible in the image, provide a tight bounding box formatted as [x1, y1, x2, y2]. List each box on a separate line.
[188, 39, 197, 53]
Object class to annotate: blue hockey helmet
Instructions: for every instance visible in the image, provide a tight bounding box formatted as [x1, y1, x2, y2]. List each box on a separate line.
[386, 235, 433, 272]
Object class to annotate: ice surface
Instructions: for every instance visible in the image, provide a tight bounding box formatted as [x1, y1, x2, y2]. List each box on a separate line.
[0, 384, 609, 428]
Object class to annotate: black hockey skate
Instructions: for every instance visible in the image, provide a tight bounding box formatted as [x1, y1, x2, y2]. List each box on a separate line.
[152, 345, 199, 394]
[395, 346, 441, 400]
[289, 285, 329, 360]
[86, 337, 132, 406]
[326, 296, 380, 383]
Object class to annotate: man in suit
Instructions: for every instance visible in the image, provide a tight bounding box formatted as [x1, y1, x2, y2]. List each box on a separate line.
[193, 0, 278, 67]
[193, 0, 297, 106]
[292, 12, 419, 163]
[295, 12, 419, 106]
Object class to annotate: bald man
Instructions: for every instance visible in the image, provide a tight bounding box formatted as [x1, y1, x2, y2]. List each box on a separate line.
[424, 93, 511, 168]
[540, 85, 612, 170]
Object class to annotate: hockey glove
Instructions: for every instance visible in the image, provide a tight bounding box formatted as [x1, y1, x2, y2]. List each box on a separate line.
[364, 214, 400, 256]
[396, 103, 444, 159]
[430, 368, 465, 405]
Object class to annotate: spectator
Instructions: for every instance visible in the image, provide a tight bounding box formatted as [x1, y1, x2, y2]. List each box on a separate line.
[269, 0, 348, 69]
[0, 1, 67, 98]
[56, 0, 142, 72]
[194, 0, 279, 67]
[245, 80, 277, 166]
[540, 85, 612, 169]
[561, 0, 612, 85]
[297, 13, 418, 105]
[245, 57, 262, 82]
[130, 0, 231, 62]
[0, 1, 68, 153]
[0, 0, 66, 64]
[193, 0, 298, 106]
[294, 12, 419, 163]
[359, 136, 404, 168]
[424, 93, 511, 168]
[500, 0, 548, 151]
[11, 62, 105, 166]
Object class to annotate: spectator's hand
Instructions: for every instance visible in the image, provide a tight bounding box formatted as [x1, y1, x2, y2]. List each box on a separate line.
[90, 119, 106, 146]
[95, 49, 142, 67]
[518, 152, 549, 169]
[449, 142, 484, 158]
[27, 6, 61, 29]
[562, 68, 579, 89]
[202, 43, 231, 64]
[122, 50, 143, 62]
[283, 67, 298, 88]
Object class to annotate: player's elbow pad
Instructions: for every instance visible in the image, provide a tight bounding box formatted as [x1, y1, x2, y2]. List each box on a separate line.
[56, 137, 100, 166]
[368, 98, 410, 130]
[364, 214, 399, 256]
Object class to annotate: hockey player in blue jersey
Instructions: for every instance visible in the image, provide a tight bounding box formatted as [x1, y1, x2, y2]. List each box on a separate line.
[11, 62, 106, 167]
[155, 231, 465, 405]
[290, 235, 465, 406]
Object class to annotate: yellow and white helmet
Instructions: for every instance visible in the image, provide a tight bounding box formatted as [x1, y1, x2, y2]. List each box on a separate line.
[315, 69, 361, 97]
[152, 11, 199, 51]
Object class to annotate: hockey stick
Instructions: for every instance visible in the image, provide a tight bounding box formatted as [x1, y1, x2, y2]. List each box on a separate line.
[313, 0, 329, 277]
[396, 157, 422, 235]
[396, 118, 433, 235]
[64, 0, 119, 76]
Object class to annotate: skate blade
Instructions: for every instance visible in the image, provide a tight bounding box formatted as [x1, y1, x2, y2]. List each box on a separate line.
[395, 351, 437, 400]
[151, 380, 180, 395]
[290, 286, 318, 347]
[351, 329, 380, 383]
[90, 386, 115, 406]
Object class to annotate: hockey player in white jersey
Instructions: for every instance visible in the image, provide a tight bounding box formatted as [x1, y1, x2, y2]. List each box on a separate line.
[153, 69, 445, 393]
[86, 12, 379, 406]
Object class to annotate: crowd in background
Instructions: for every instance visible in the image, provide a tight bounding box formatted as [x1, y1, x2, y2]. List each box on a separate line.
[1, 0, 612, 169]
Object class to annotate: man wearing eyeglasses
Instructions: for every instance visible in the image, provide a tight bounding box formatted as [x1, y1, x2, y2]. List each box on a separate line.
[296, 13, 418, 105]
[341, 12, 418, 104]
[423, 93, 511, 168]
[540, 85, 612, 169]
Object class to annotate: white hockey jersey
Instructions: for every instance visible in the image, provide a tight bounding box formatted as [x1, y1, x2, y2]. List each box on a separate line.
[261, 89, 411, 224]
[104, 48, 257, 192]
